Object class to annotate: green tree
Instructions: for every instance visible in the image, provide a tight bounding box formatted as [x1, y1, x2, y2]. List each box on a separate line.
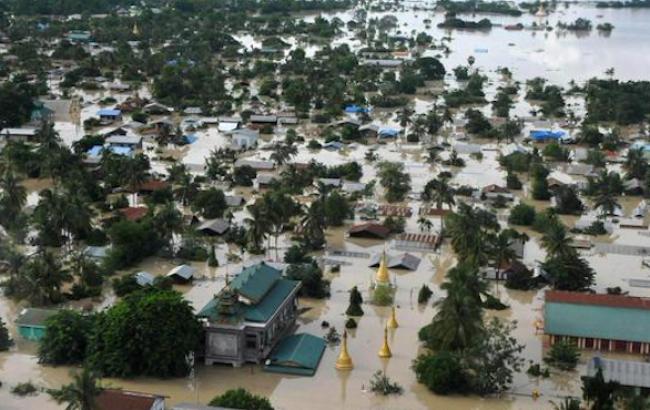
[88, 290, 200, 377]
[581, 367, 620, 410]
[345, 286, 364, 316]
[0, 318, 11, 351]
[244, 203, 267, 254]
[420, 264, 484, 351]
[192, 187, 227, 219]
[0, 168, 26, 227]
[377, 161, 411, 203]
[49, 366, 103, 410]
[413, 351, 467, 395]
[323, 190, 351, 226]
[544, 340, 580, 371]
[300, 201, 326, 250]
[209, 388, 274, 410]
[39, 310, 92, 365]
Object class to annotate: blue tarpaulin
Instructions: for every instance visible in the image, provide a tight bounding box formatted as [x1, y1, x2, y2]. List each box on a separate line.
[344, 104, 369, 114]
[378, 127, 399, 138]
[87, 145, 103, 157]
[184, 134, 198, 144]
[530, 130, 565, 141]
[97, 109, 121, 117]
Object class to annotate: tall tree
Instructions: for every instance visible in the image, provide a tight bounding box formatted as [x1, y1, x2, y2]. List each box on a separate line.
[49, 366, 103, 410]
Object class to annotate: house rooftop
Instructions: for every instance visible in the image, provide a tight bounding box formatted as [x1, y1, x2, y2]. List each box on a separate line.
[264, 333, 327, 376]
[15, 308, 57, 327]
[95, 389, 164, 410]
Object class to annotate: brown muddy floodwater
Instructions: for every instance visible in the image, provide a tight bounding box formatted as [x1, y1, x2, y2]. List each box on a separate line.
[4, 147, 650, 409]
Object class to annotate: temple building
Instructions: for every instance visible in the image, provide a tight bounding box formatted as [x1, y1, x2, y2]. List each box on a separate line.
[544, 290, 650, 354]
[198, 262, 301, 366]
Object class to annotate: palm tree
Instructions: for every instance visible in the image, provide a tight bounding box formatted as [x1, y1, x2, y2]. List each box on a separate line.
[154, 201, 183, 254]
[422, 175, 455, 231]
[301, 201, 326, 250]
[551, 398, 581, 410]
[270, 143, 297, 166]
[0, 168, 26, 225]
[49, 366, 103, 410]
[426, 264, 485, 351]
[123, 155, 149, 205]
[417, 217, 433, 232]
[244, 204, 268, 254]
[624, 148, 648, 180]
[21, 250, 71, 305]
[540, 222, 573, 259]
[593, 192, 620, 217]
[397, 106, 414, 130]
[490, 230, 518, 292]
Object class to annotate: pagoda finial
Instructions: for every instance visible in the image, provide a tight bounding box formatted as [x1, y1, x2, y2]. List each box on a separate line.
[387, 306, 399, 329]
[378, 326, 392, 358]
[132, 23, 140, 36]
[375, 251, 390, 284]
[335, 330, 354, 370]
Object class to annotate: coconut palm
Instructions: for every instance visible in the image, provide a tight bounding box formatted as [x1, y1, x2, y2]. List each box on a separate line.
[0, 168, 26, 224]
[624, 148, 648, 180]
[270, 143, 297, 166]
[154, 201, 183, 254]
[417, 217, 433, 232]
[551, 398, 581, 410]
[123, 154, 149, 205]
[422, 175, 455, 231]
[49, 366, 103, 410]
[301, 201, 326, 250]
[244, 203, 268, 254]
[593, 192, 620, 217]
[489, 230, 519, 291]
[540, 222, 573, 259]
[426, 264, 484, 351]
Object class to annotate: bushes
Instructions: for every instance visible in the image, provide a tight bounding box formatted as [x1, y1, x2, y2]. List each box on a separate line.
[413, 351, 467, 394]
[286, 263, 330, 298]
[544, 341, 580, 370]
[0, 318, 12, 351]
[345, 286, 364, 316]
[508, 203, 536, 226]
[369, 371, 403, 396]
[417, 284, 433, 304]
[372, 285, 394, 306]
[209, 388, 273, 410]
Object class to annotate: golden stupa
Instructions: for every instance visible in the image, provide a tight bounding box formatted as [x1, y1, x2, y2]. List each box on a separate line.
[387, 306, 399, 329]
[378, 326, 392, 358]
[132, 23, 140, 36]
[375, 251, 391, 284]
[335, 330, 354, 370]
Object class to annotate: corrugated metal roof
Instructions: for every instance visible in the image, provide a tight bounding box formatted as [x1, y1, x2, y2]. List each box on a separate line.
[230, 262, 281, 303]
[587, 357, 650, 388]
[546, 291, 650, 311]
[264, 333, 326, 376]
[545, 292, 650, 343]
[15, 308, 57, 327]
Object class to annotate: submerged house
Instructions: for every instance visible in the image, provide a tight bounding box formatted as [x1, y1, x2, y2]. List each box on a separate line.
[544, 291, 650, 354]
[15, 308, 57, 341]
[198, 262, 301, 367]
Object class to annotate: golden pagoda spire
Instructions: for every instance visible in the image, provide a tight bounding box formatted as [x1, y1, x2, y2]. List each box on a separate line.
[375, 251, 390, 284]
[378, 326, 392, 358]
[387, 306, 399, 329]
[335, 330, 353, 370]
[132, 23, 140, 36]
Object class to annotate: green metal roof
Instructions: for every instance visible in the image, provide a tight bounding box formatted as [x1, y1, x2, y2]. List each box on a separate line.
[198, 278, 299, 324]
[264, 333, 326, 376]
[230, 262, 282, 303]
[15, 308, 57, 327]
[545, 301, 650, 343]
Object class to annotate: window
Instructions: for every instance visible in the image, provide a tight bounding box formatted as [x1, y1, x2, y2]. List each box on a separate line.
[245, 333, 257, 349]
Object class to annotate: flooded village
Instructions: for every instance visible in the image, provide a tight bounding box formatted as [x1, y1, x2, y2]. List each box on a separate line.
[1, 0, 650, 409]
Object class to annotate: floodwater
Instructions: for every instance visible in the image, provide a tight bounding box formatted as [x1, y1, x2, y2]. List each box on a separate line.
[3, 2, 650, 409]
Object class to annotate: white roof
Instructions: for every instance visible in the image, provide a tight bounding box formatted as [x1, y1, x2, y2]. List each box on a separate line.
[587, 357, 650, 389]
[167, 264, 195, 280]
[105, 135, 142, 145]
[0, 128, 38, 136]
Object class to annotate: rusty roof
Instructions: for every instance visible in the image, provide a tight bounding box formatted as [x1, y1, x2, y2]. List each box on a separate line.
[96, 389, 163, 410]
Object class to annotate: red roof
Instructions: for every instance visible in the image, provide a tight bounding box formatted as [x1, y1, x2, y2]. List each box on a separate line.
[397, 233, 438, 245]
[420, 207, 451, 217]
[136, 180, 170, 192]
[96, 389, 163, 410]
[378, 204, 412, 217]
[546, 290, 650, 311]
[119, 207, 149, 221]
